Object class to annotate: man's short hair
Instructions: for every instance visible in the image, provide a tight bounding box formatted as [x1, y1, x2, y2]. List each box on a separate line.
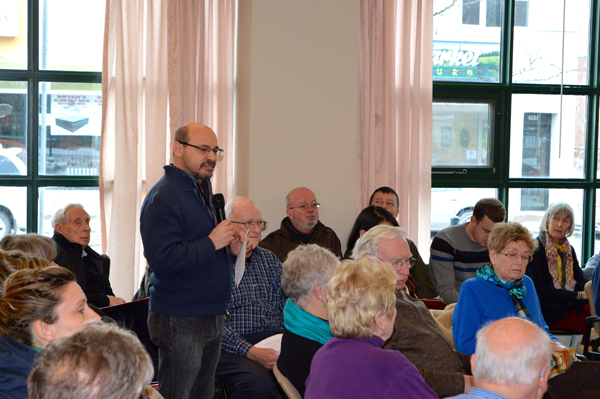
[368, 186, 399, 207]
[51, 203, 85, 227]
[281, 244, 339, 308]
[473, 198, 506, 223]
[352, 225, 406, 260]
[474, 318, 551, 386]
[174, 124, 189, 143]
[28, 323, 154, 399]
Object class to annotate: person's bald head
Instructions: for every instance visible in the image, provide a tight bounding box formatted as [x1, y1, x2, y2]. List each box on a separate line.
[286, 187, 319, 234]
[474, 318, 551, 389]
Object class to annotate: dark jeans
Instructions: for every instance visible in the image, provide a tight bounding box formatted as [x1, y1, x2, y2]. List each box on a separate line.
[148, 309, 224, 399]
[216, 331, 280, 399]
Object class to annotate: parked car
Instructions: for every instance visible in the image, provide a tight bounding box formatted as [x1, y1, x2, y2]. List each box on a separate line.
[0, 146, 26, 238]
[430, 187, 497, 235]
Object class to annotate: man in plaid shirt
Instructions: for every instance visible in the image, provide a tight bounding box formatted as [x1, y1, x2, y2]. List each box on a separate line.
[215, 197, 285, 399]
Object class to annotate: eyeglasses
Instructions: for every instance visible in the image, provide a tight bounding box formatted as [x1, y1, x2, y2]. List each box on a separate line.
[178, 142, 224, 156]
[387, 257, 416, 269]
[499, 251, 533, 263]
[288, 203, 320, 211]
[231, 220, 268, 230]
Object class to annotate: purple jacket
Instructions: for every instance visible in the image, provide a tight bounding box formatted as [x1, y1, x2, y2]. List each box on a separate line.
[305, 335, 439, 399]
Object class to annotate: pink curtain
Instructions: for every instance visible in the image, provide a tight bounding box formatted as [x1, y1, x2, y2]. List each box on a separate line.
[356, 0, 433, 247]
[100, 0, 236, 299]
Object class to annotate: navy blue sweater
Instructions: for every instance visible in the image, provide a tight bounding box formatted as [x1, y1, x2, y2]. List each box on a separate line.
[140, 165, 232, 318]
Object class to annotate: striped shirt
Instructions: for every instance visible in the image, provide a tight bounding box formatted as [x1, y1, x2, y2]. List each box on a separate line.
[447, 387, 509, 399]
[429, 223, 490, 304]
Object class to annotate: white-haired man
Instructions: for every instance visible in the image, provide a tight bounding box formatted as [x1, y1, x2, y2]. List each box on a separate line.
[353, 225, 473, 397]
[215, 197, 285, 399]
[447, 318, 551, 399]
[52, 203, 125, 307]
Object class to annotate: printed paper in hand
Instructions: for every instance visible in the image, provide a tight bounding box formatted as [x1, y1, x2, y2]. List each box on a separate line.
[234, 229, 249, 287]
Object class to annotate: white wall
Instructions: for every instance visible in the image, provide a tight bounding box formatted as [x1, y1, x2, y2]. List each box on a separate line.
[235, 0, 360, 252]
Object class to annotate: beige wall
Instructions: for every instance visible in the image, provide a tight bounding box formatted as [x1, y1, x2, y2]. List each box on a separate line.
[235, 0, 360, 252]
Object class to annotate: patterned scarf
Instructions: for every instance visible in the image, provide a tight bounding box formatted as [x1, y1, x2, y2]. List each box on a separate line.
[543, 231, 576, 291]
[283, 299, 332, 345]
[477, 264, 533, 322]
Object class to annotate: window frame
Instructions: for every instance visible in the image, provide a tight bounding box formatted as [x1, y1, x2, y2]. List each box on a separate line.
[432, 0, 600, 262]
[0, 0, 100, 235]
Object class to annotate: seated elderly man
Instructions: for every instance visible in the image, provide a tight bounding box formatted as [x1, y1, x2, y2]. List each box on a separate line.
[447, 318, 551, 399]
[259, 187, 342, 262]
[52, 204, 125, 307]
[215, 197, 285, 399]
[27, 323, 155, 399]
[353, 225, 472, 398]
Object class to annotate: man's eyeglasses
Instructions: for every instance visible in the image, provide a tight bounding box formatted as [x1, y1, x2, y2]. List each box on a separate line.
[499, 251, 533, 263]
[288, 203, 320, 211]
[231, 220, 268, 231]
[178, 142, 224, 156]
[388, 257, 417, 269]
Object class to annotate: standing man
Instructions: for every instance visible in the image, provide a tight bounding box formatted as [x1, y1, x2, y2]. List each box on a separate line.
[259, 187, 342, 262]
[140, 123, 234, 399]
[368, 186, 437, 298]
[429, 198, 506, 304]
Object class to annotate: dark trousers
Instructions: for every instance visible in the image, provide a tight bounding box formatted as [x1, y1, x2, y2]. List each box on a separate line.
[545, 361, 600, 399]
[216, 331, 280, 399]
[148, 309, 224, 399]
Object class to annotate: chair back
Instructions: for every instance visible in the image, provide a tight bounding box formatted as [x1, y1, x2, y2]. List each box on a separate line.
[273, 363, 302, 399]
[584, 281, 600, 335]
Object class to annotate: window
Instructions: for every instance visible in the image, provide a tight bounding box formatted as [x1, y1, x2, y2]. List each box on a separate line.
[0, 1, 104, 250]
[432, 0, 598, 261]
[514, 1, 529, 27]
[462, 0, 480, 25]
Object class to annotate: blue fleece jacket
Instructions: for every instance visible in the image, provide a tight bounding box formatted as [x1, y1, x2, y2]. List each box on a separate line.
[453, 275, 557, 355]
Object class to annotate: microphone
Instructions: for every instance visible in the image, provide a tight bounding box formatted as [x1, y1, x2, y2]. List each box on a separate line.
[212, 193, 231, 255]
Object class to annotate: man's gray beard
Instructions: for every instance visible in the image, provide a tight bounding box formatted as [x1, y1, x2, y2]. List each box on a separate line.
[298, 219, 317, 232]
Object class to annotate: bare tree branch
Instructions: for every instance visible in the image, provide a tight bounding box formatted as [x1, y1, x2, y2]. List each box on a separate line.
[434, 0, 460, 17]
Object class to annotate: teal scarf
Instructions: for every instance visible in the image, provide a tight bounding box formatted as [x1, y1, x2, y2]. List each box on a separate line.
[477, 264, 527, 298]
[477, 264, 533, 322]
[283, 299, 332, 345]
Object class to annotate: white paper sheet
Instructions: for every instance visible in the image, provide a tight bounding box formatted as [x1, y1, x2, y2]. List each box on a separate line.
[234, 229, 249, 287]
[254, 333, 283, 354]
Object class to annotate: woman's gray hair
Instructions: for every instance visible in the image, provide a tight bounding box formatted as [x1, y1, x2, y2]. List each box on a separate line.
[539, 202, 575, 237]
[352, 225, 406, 259]
[50, 204, 85, 227]
[281, 244, 339, 308]
[474, 317, 551, 386]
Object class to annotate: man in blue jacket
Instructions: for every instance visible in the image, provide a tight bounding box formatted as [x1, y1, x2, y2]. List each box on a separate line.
[140, 123, 234, 399]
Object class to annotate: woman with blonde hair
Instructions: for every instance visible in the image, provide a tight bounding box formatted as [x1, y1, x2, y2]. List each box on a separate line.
[304, 257, 437, 399]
